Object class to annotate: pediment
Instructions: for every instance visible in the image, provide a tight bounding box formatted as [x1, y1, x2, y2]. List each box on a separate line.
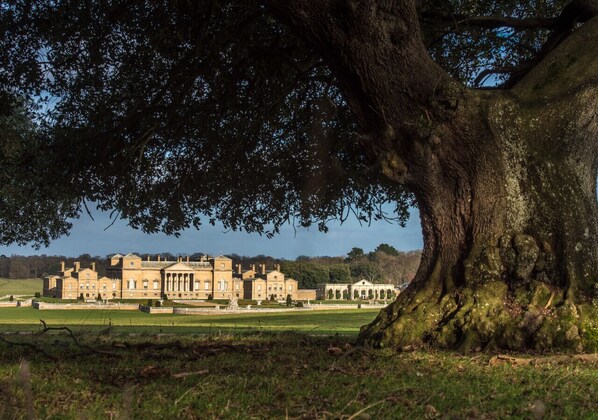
[267, 270, 283, 277]
[352, 279, 374, 287]
[164, 262, 195, 272]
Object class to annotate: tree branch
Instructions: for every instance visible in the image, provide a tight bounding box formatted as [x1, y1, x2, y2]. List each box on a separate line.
[421, 12, 557, 30]
[262, 0, 454, 128]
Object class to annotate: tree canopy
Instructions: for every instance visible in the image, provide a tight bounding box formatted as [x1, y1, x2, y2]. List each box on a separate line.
[1, 0, 593, 246]
[2, 0, 597, 351]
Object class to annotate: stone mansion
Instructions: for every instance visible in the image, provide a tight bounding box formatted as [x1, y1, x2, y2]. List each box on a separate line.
[43, 253, 316, 301]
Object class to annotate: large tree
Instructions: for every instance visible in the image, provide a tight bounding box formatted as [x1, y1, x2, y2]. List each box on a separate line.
[1, 0, 597, 351]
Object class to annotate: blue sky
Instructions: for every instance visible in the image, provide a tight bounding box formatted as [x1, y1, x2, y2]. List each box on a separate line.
[0, 208, 423, 259]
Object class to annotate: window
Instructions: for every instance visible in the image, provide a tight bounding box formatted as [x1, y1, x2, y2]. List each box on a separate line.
[204, 281, 210, 290]
[80, 285, 84, 290]
[195, 282, 199, 290]
[288, 285, 292, 291]
[68, 284, 72, 290]
[143, 280, 148, 289]
[258, 285, 262, 291]
[218, 280, 227, 291]
[112, 283, 116, 290]
[153, 281, 159, 290]
[103, 284, 107, 290]
[92, 284, 96, 289]
[235, 284, 239, 290]
[221, 263, 225, 269]
[130, 261, 134, 266]
[128, 279, 135, 290]
[86, 273, 90, 278]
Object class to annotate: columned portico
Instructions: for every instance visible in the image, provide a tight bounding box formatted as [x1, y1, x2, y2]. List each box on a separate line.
[316, 279, 398, 300]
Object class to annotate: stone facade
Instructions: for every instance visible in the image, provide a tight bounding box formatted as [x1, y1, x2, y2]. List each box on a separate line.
[316, 280, 397, 300]
[107, 253, 240, 300]
[43, 261, 119, 300]
[236, 263, 304, 300]
[43, 254, 315, 301]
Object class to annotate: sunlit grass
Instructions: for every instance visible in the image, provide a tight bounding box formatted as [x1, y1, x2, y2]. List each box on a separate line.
[0, 332, 596, 419]
[0, 307, 381, 335]
[0, 278, 42, 297]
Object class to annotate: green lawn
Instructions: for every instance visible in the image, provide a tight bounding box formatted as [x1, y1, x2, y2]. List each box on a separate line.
[0, 278, 42, 297]
[0, 307, 381, 335]
[1, 307, 596, 418]
[0, 332, 595, 419]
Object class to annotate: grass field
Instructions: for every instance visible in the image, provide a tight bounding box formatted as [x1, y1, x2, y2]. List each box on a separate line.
[1, 308, 597, 418]
[0, 331, 596, 419]
[0, 307, 381, 335]
[0, 278, 42, 297]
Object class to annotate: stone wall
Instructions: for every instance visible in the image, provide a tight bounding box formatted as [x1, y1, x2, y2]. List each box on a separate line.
[173, 307, 311, 315]
[297, 289, 317, 300]
[33, 302, 139, 310]
[139, 305, 174, 314]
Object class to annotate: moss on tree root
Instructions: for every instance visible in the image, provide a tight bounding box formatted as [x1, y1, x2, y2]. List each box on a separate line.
[359, 280, 598, 352]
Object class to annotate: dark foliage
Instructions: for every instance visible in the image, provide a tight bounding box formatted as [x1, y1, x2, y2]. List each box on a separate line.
[0, 0, 413, 247]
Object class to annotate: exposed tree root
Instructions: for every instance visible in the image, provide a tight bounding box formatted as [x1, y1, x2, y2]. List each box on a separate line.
[359, 280, 598, 352]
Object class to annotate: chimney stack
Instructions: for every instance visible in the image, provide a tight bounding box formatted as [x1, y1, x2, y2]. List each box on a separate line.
[275, 264, 280, 272]
[147, 255, 150, 261]
[60, 261, 65, 272]
[236, 264, 242, 274]
[260, 264, 266, 275]
[157, 255, 161, 261]
[186, 256, 190, 263]
[74, 262, 80, 272]
[91, 262, 96, 272]
[250, 264, 255, 273]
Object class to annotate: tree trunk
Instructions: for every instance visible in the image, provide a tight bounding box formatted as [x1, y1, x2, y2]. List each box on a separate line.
[266, 1, 598, 351]
[359, 18, 598, 352]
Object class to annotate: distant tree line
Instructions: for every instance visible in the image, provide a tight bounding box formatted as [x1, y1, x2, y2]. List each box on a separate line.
[0, 254, 109, 279]
[0, 245, 421, 289]
[280, 245, 420, 289]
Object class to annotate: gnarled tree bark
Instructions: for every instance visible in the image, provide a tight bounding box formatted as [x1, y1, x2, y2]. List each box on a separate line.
[267, 0, 598, 351]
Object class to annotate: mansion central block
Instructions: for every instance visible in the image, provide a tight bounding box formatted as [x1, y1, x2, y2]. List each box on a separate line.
[43, 253, 312, 301]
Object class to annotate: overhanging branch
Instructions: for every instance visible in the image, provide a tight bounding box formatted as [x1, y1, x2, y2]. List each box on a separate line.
[421, 12, 557, 30]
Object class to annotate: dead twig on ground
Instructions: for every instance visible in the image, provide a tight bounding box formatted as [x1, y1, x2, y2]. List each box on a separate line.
[489, 353, 597, 366]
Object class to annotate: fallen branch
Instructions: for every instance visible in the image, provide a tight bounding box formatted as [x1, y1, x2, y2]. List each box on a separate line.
[37, 320, 119, 357]
[0, 335, 58, 361]
[489, 353, 597, 366]
[172, 369, 209, 379]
